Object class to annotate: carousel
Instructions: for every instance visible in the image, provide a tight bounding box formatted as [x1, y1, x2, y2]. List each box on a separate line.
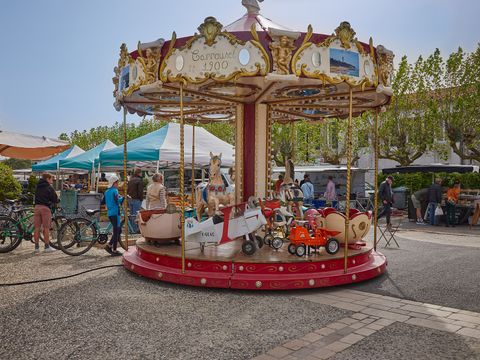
[114, 0, 395, 290]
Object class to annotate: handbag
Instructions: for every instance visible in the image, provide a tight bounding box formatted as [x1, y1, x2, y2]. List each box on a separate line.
[434, 205, 444, 216]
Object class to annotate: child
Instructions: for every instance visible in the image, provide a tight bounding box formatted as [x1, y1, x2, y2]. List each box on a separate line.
[104, 175, 123, 256]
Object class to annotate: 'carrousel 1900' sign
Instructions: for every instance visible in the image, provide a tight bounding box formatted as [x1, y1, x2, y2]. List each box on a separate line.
[160, 17, 270, 84]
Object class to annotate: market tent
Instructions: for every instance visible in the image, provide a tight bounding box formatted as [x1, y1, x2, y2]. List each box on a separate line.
[99, 123, 234, 168]
[32, 145, 84, 172]
[0, 130, 70, 160]
[382, 164, 479, 174]
[59, 140, 116, 171]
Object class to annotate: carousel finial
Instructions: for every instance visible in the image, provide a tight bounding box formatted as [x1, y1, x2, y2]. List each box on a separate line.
[242, 0, 263, 14]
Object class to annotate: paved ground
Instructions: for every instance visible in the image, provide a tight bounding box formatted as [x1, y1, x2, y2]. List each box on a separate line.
[1, 226, 479, 360]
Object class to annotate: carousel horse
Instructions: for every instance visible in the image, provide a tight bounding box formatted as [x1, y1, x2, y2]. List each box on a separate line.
[279, 157, 304, 219]
[195, 152, 235, 221]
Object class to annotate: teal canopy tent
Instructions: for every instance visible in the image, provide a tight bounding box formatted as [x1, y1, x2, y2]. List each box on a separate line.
[32, 145, 84, 172]
[59, 140, 116, 171]
[99, 123, 234, 168]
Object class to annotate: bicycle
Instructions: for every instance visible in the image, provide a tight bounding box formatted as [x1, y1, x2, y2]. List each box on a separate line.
[0, 204, 67, 253]
[56, 208, 136, 256]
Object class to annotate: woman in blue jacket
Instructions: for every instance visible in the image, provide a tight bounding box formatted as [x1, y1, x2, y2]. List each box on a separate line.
[104, 175, 124, 256]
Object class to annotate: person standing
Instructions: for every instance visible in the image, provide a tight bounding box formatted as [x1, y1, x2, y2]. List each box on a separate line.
[324, 176, 337, 202]
[411, 187, 428, 224]
[299, 174, 308, 187]
[427, 178, 442, 226]
[445, 180, 460, 227]
[300, 174, 315, 206]
[104, 175, 123, 256]
[377, 176, 394, 228]
[127, 168, 144, 233]
[274, 174, 284, 195]
[33, 173, 58, 254]
[146, 174, 167, 210]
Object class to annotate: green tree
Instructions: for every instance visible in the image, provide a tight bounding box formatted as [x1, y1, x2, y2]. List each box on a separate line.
[441, 45, 480, 162]
[2, 158, 32, 170]
[378, 55, 445, 165]
[0, 163, 22, 201]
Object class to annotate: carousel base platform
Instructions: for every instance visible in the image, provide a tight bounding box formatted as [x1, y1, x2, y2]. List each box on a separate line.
[123, 239, 387, 290]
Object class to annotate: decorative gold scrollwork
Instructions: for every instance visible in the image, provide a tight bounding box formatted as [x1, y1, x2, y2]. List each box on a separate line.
[197, 17, 223, 46]
[113, 43, 133, 97]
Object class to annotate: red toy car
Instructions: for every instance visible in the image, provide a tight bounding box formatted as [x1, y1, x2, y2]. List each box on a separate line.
[288, 221, 341, 257]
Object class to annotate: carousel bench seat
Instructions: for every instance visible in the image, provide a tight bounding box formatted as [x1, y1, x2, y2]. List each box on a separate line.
[137, 209, 181, 243]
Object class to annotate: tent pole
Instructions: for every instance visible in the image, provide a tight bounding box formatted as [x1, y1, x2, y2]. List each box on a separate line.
[344, 87, 353, 274]
[191, 124, 196, 209]
[156, 160, 159, 173]
[374, 111, 379, 251]
[96, 163, 101, 193]
[123, 107, 129, 251]
[180, 83, 186, 274]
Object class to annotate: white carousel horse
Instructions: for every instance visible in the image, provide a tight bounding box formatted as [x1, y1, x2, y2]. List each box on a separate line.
[279, 157, 304, 218]
[195, 152, 235, 221]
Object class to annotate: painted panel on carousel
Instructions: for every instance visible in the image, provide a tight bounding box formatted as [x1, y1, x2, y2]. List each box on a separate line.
[160, 17, 270, 84]
[292, 22, 379, 89]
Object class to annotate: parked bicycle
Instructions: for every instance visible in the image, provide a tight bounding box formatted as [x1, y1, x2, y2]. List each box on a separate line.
[56, 208, 136, 256]
[0, 200, 66, 253]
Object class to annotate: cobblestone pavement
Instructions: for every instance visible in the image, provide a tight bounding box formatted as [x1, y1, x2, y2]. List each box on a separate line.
[1, 230, 479, 360]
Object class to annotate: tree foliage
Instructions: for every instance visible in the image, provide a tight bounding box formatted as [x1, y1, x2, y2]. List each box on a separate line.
[0, 163, 21, 201]
[2, 158, 32, 170]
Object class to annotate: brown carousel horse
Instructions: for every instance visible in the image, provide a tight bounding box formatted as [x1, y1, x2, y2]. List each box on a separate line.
[195, 152, 235, 221]
[279, 157, 304, 219]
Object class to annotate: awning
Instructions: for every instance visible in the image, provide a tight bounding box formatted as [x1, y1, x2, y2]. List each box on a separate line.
[32, 145, 85, 172]
[0, 130, 70, 160]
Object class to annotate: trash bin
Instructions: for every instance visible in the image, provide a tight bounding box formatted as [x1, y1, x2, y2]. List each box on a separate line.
[392, 186, 409, 210]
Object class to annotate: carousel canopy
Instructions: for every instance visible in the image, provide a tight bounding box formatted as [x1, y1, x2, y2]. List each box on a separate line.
[0, 130, 70, 160]
[112, 0, 394, 123]
[32, 145, 85, 172]
[58, 140, 116, 171]
[99, 123, 234, 167]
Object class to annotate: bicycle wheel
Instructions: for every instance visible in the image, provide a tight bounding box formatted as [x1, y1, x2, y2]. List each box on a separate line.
[48, 216, 67, 250]
[0, 215, 23, 253]
[118, 219, 129, 251]
[57, 218, 98, 256]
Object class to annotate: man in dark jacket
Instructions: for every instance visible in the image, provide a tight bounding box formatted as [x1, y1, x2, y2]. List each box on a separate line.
[377, 176, 394, 227]
[427, 178, 442, 225]
[127, 168, 144, 233]
[34, 173, 58, 254]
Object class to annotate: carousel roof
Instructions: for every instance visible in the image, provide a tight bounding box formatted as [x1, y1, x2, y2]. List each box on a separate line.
[113, 0, 394, 123]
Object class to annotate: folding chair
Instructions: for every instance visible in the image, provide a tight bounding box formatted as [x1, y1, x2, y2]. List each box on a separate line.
[377, 216, 402, 248]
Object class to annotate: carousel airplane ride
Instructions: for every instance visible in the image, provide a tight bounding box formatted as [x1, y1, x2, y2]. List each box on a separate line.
[116, 0, 394, 289]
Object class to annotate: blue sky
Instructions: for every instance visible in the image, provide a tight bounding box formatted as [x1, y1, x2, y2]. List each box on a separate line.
[0, 0, 478, 138]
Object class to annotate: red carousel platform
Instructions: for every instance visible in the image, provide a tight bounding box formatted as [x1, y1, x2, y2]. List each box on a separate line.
[123, 240, 387, 290]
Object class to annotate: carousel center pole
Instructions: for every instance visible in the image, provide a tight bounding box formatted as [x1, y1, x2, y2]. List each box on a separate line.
[344, 87, 354, 274]
[191, 124, 196, 209]
[180, 83, 186, 274]
[373, 110, 379, 251]
[123, 106, 129, 251]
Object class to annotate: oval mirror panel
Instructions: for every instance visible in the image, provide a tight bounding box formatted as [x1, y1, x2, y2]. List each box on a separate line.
[239, 48, 250, 66]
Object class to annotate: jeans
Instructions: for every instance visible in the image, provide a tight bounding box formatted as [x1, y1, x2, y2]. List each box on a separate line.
[446, 202, 456, 226]
[108, 215, 122, 250]
[128, 199, 142, 233]
[304, 198, 313, 206]
[427, 202, 438, 225]
[377, 202, 391, 225]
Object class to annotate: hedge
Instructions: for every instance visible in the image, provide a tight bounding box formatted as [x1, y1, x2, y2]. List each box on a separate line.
[378, 172, 480, 193]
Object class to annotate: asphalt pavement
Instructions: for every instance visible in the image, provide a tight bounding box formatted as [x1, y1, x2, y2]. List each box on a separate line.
[0, 228, 479, 360]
